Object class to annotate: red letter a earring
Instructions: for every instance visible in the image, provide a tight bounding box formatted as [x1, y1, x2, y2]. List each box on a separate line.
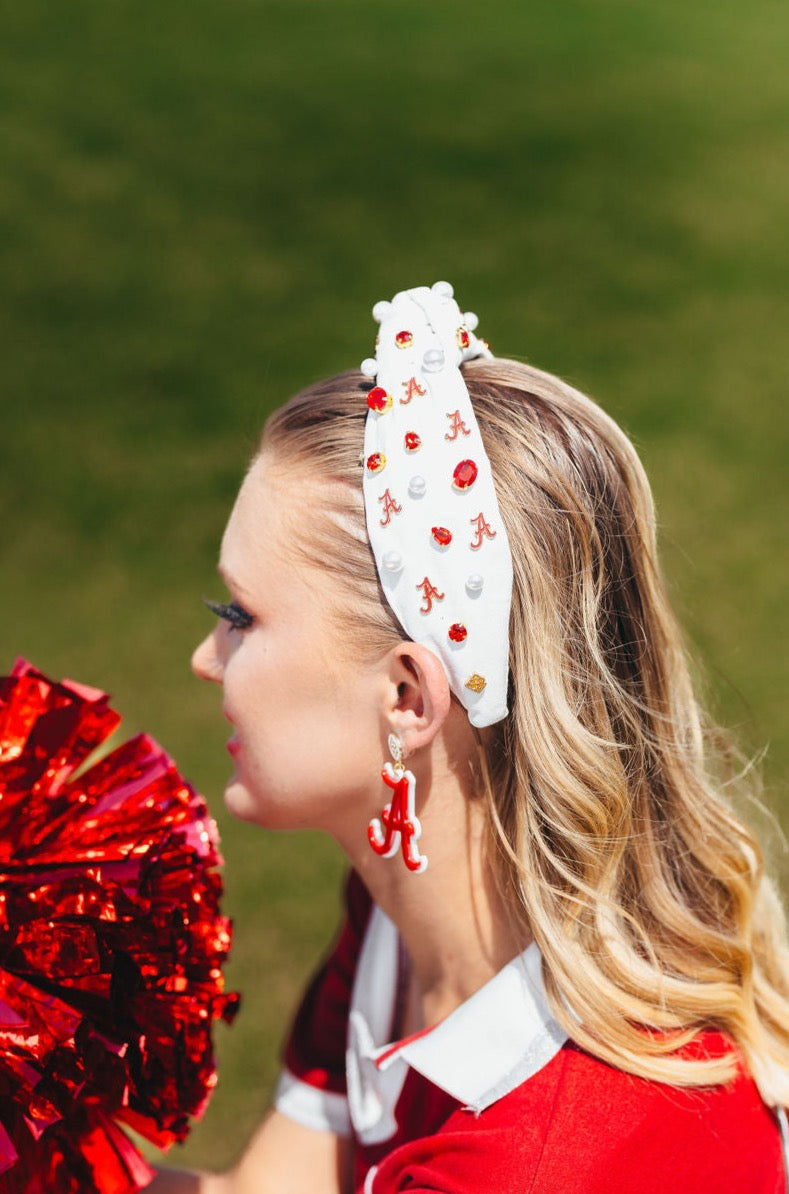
[368, 734, 428, 874]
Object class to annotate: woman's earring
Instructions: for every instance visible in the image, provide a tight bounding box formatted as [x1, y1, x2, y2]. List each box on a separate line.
[367, 733, 428, 874]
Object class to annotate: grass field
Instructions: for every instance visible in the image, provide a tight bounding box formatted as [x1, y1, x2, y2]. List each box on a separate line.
[1, 0, 788, 1171]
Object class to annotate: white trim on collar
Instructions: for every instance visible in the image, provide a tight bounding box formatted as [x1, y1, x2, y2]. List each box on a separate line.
[383, 941, 568, 1113]
[347, 904, 567, 1141]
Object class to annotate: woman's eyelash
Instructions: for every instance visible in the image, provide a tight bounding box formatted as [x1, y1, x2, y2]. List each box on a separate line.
[204, 598, 254, 631]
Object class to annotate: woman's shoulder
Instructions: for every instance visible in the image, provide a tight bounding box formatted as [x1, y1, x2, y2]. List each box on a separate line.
[524, 1035, 783, 1192]
[367, 1035, 784, 1194]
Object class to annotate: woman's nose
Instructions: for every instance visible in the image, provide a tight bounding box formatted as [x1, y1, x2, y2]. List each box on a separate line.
[192, 631, 224, 684]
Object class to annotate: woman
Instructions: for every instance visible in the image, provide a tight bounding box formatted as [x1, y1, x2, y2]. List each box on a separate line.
[152, 283, 789, 1193]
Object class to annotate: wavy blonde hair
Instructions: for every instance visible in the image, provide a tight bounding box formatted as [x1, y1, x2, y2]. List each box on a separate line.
[261, 358, 789, 1104]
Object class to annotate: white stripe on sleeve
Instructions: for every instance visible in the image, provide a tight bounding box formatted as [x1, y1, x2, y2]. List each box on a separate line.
[274, 1068, 352, 1136]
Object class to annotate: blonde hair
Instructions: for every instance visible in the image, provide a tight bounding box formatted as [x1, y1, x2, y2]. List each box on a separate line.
[261, 358, 789, 1103]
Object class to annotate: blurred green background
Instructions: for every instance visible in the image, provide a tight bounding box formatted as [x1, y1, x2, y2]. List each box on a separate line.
[1, 0, 787, 1172]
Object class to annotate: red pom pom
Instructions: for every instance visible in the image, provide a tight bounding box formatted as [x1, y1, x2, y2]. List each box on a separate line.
[0, 661, 239, 1191]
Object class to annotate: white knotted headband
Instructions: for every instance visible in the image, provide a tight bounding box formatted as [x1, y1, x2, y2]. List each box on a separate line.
[360, 282, 513, 728]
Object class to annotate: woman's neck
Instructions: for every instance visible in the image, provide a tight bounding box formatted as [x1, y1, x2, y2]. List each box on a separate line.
[338, 725, 530, 1031]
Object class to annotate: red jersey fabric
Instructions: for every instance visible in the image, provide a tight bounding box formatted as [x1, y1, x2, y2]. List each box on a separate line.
[275, 872, 786, 1193]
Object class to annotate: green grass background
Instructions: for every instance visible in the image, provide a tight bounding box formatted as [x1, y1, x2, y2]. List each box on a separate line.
[1, 0, 788, 1172]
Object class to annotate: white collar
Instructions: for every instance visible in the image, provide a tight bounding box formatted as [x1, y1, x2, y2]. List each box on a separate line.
[347, 903, 567, 1137]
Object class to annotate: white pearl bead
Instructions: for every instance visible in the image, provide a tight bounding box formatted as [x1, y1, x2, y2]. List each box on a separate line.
[382, 550, 404, 573]
[408, 475, 427, 498]
[422, 348, 445, 373]
[360, 358, 378, 378]
[466, 573, 484, 594]
[432, 280, 454, 299]
[464, 311, 479, 331]
[372, 300, 392, 323]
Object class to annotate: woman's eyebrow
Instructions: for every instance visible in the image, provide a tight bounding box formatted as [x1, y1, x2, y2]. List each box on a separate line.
[217, 562, 241, 592]
[217, 563, 255, 603]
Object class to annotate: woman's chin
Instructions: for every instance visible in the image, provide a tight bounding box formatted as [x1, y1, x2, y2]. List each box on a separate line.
[223, 777, 263, 824]
[223, 775, 289, 829]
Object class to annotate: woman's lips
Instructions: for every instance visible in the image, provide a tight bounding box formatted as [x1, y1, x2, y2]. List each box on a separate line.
[223, 709, 239, 756]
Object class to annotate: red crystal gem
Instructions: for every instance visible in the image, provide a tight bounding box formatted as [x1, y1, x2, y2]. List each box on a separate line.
[395, 330, 414, 349]
[448, 622, 468, 643]
[367, 386, 392, 413]
[366, 452, 386, 473]
[431, 526, 452, 546]
[456, 326, 471, 349]
[404, 431, 422, 452]
[452, 459, 478, 490]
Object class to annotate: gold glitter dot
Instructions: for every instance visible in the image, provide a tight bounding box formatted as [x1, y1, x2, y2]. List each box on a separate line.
[465, 673, 486, 694]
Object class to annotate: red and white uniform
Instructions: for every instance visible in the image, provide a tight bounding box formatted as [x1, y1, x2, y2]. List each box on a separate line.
[275, 872, 787, 1193]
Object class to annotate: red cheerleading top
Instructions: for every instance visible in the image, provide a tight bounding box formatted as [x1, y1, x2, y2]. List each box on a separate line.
[274, 872, 787, 1193]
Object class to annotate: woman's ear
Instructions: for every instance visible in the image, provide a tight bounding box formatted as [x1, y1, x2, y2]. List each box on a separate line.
[385, 641, 451, 754]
